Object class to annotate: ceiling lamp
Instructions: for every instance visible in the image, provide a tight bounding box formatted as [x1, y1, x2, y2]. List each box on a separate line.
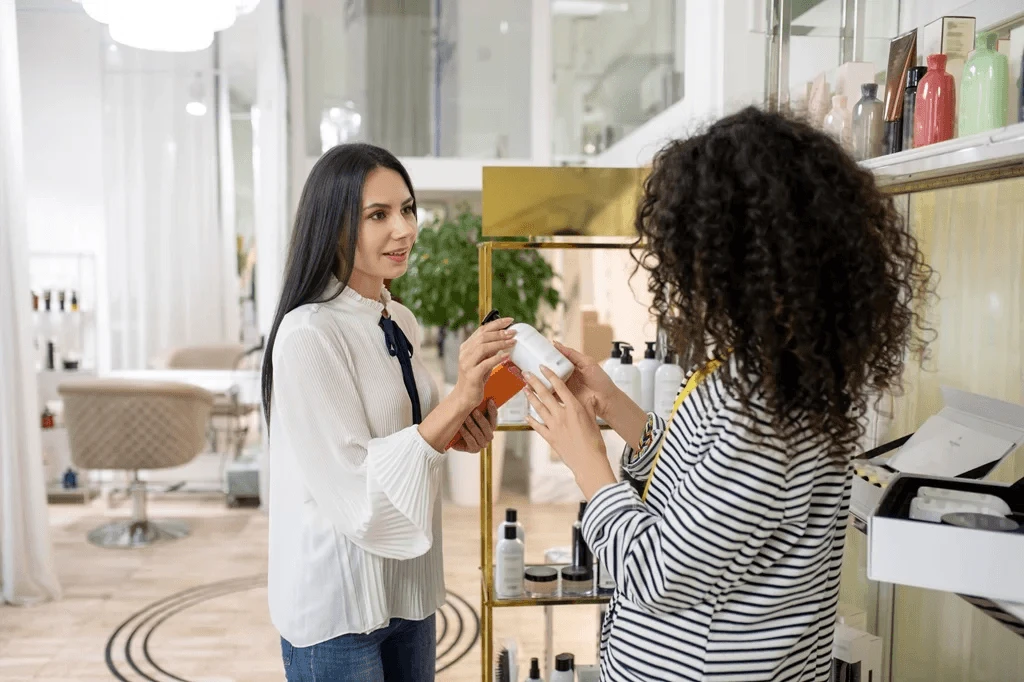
[78, 0, 261, 52]
[551, 1, 629, 17]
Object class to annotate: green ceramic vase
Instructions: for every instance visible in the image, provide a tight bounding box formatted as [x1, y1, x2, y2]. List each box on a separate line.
[959, 31, 1009, 136]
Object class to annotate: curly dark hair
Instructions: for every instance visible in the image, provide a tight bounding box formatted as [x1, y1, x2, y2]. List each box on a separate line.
[635, 107, 934, 459]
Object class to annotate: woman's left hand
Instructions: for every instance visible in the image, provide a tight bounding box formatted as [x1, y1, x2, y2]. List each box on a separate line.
[450, 399, 498, 452]
[524, 367, 617, 499]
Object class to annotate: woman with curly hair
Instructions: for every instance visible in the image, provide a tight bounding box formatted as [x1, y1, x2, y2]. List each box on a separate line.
[522, 107, 932, 681]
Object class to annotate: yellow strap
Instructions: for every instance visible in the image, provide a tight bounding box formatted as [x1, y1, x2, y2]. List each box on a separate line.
[640, 358, 723, 502]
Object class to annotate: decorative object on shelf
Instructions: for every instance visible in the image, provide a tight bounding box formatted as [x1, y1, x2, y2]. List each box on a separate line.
[40, 406, 55, 430]
[527, 657, 543, 681]
[637, 341, 660, 413]
[915, 54, 957, 147]
[75, 0, 261, 52]
[959, 32, 1010, 137]
[823, 95, 852, 150]
[494, 640, 519, 682]
[919, 16, 977, 94]
[389, 207, 561, 384]
[61, 467, 78, 490]
[852, 83, 885, 161]
[902, 66, 928, 150]
[1019, 42, 1024, 123]
[808, 73, 831, 129]
[524, 566, 559, 598]
[883, 30, 918, 154]
[495, 525, 525, 599]
[551, 653, 575, 682]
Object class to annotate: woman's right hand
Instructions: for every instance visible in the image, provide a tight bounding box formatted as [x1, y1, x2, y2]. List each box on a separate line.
[552, 341, 619, 419]
[451, 317, 517, 412]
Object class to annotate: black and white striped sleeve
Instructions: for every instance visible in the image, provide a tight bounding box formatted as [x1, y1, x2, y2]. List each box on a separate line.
[582, 410, 795, 614]
[620, 413, 666, 482]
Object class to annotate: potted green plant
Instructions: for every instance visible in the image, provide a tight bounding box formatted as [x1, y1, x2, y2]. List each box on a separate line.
[391, 207, 561, 385]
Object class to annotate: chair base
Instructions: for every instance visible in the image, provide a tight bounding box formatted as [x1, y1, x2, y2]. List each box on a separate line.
[87, 519, 190, 549]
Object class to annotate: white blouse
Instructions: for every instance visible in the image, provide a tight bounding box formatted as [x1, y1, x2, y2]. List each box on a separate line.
[266, 281, 445, 647]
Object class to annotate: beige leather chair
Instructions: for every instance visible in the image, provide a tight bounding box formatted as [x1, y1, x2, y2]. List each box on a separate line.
[59, 379, 215, 548]
[160, 343, 261, 459]
[164, 344, 246, 370]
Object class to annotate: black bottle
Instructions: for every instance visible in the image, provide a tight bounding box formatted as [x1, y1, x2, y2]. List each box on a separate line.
[902, 66, 928, 151]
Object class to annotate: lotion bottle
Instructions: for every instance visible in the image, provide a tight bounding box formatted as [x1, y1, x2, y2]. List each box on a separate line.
[495, 525, 525, 599]
[637, 341, 660, 413]
[611, 345, 642, 407]
[551, 654, 575, 682]
[653, 350, 684, 420]
[601, 340, 624, 375]
[498, 508, 525, 544]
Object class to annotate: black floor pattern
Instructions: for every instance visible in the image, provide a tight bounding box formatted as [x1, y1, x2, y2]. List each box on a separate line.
[104, 575, 479, 680]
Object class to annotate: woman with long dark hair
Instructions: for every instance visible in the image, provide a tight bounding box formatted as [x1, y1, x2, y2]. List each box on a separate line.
[522, 108, 933, 681]
[263, 144, 512, 681]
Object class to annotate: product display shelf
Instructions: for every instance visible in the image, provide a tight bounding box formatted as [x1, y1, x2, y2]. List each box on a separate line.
[477, 239, 634, 682]
[851, 505, 1024, 641]
[864, 121, 1024, 194]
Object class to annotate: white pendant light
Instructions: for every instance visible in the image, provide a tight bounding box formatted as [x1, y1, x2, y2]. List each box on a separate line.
[77, 0, 260, 53]
[185, 73, 207, 117]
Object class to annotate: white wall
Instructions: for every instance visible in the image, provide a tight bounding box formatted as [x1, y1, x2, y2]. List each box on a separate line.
[899, 0, 1024, 34]
[16, 8, 110, 370]
[596, 0, 766, 167]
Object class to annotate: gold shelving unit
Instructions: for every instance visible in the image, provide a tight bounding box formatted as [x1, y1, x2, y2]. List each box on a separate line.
[478, 238, 636, 682]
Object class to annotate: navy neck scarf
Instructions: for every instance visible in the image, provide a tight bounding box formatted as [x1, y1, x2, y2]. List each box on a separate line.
[378, 313, 422, 424]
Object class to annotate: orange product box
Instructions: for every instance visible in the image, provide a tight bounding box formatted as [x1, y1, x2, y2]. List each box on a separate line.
[446, 358, 526, 449]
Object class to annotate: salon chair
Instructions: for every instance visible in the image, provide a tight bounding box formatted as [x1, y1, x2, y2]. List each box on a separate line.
[59, 378, 214, 548]
[162, 343, 261, 460]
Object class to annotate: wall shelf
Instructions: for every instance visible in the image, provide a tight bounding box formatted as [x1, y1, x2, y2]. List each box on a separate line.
[865, 122, 1024, 195]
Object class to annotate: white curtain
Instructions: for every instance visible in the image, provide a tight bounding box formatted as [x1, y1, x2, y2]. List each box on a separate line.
[0, 0, 61, 606]
[103, 48, 239, 370]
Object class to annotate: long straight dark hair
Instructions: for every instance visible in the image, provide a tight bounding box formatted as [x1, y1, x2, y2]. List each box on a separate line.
[261, 143, 416, 426]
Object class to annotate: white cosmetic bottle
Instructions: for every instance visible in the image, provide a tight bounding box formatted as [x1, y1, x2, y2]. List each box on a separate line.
[600, 341, 624, 376]
[499, 508, 525, 544]
[550, 653, 575, 682]
[509, 323, 574, 425]
[495, 525, 525, 599]
[653, 350, 684, 420]
[610, 344, 642, 407]
[637, 341, 660, 413]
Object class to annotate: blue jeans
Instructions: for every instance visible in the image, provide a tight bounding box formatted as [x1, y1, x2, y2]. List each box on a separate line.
[281, 615, 436, 682]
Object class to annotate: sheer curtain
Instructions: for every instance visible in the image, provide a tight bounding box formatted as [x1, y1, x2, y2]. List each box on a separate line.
[102, 48, 239, 370]
[0, 0, 61, 606]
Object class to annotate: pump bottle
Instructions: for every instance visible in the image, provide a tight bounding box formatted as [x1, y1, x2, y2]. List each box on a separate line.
[653, 350, 684, 419]
[610, 344, 642, 407]
[637, 341, 660, 413]
[601, 341, 624, 376]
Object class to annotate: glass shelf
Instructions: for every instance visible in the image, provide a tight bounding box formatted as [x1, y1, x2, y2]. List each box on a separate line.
[495, 422, 614, 432]
[863, 122, 1024, 194]
[489, 593, 611, 608]
[485, 564, 613, 608]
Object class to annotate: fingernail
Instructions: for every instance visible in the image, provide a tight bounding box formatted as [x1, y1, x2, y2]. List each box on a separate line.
[504, 329, 516, 337]
[522, 371, 533, 380]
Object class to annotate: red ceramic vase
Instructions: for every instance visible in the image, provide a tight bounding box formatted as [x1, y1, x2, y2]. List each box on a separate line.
[914, 54, 956, 147]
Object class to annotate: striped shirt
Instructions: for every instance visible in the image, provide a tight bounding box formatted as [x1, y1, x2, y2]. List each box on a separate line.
[582, 358, 852, 681]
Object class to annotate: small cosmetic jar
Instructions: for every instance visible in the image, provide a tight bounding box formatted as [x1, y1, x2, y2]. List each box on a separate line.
[524, 566, 559, 598]
[560, 566, 594, 597]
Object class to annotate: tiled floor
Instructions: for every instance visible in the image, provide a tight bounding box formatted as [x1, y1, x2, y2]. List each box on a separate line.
[0, 492, 600, 681]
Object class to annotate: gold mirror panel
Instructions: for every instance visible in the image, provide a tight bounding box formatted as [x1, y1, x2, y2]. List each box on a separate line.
[482, 166, 648, 238]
